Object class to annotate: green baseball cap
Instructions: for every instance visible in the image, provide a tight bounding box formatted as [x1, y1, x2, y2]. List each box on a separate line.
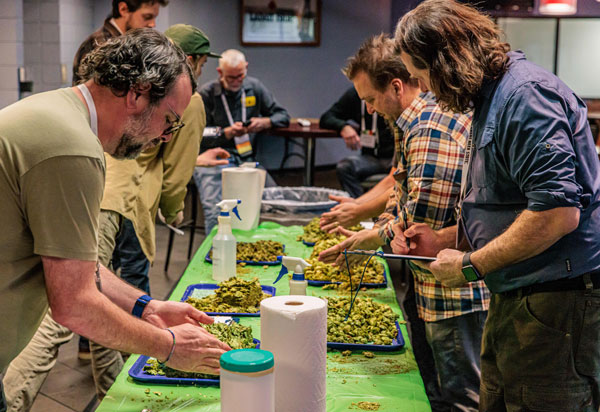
[164, 24, 221, 58]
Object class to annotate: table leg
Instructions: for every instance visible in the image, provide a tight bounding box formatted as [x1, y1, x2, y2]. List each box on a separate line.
[304, 137, 315, 186]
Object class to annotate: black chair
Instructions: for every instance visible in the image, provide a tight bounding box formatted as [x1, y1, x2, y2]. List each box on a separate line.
[164, 179, 201, 272]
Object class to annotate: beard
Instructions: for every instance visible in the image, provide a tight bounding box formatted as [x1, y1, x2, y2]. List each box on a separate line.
[112, 106, 157, 160]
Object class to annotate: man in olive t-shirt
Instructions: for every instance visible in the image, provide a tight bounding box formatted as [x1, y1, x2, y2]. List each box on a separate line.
[0, 29, 230, 408]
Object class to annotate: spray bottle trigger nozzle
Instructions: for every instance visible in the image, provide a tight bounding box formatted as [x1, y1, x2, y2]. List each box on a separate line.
[232, 206, 241, 221]
[274, 265, 288, 284]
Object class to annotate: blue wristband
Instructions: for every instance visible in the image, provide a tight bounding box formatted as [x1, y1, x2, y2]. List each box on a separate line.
[132, 294, 153, 318]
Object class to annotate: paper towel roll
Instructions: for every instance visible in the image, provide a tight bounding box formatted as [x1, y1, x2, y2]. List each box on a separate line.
[222, 167, 266, 230]
[260, 296, 327, 412]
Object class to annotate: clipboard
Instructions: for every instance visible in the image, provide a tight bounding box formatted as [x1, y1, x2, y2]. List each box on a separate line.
[345, 249, 436, 262]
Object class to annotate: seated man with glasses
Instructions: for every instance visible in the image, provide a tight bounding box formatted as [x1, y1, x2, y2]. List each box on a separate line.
[196, 49, 290, 234]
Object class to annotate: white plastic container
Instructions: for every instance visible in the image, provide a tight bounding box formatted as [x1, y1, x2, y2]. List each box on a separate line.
[212, 199, 241, 282]
[220, 349, 274, 412]
[222, 164, 266, 231]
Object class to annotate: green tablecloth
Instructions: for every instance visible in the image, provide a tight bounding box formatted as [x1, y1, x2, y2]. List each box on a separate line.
[96, 222, 431, 412]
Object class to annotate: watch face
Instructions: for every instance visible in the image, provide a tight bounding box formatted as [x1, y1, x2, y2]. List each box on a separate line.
[462, 266, 479, 282]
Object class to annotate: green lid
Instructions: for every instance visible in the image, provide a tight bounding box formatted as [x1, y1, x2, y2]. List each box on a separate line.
[220, 349, 274, 373]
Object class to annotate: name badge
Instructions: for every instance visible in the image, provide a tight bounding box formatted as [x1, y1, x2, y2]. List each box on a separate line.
[244, 96, 256, 107]
[234, 133, 253, 157]
[360, 131, 376, 149]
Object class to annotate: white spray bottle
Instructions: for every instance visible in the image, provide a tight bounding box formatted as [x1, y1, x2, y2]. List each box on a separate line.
[273, 256, 311, 295]
[212, 199, 241, 282]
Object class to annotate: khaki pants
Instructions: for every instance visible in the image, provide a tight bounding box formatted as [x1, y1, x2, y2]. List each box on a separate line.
[480, 286, 600, 411]
[2, 312, 72, 412]
[3, 210, 126, 410]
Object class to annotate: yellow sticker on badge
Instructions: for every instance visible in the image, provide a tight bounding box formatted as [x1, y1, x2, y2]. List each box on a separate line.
[244, 95, 256, 107]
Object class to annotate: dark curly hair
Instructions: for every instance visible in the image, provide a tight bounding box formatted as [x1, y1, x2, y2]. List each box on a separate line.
[112, 0, 168, 18]
[395, 0, 510, 113]
[77, 28, 196, 105]
[344, 34, 418, 92]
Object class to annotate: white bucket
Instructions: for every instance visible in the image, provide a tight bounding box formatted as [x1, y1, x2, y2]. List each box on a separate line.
[222, 166, 266, 230]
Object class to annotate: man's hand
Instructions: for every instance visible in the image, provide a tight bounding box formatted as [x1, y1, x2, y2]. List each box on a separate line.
[246, 117, 271, 133]
[172, 210, 184, 227]
[196, 148, 230, 167]
[319, 227, 383, 267]
[329, 194, 355, 205]
[164, 323, 231, 374]
[321, 203, 363, 232]
[425, 249, 468, 288]
[223, 122, 248, 139]
[340, 125, 361, 150]
[142, 300, 214, 329]
[402, 223, 447, 257]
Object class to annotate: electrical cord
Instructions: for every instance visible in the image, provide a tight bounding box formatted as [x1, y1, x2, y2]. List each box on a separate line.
[342, 248, 377, 321]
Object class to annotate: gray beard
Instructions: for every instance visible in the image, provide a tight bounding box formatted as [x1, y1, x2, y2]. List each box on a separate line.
[112, 134, 144, 159]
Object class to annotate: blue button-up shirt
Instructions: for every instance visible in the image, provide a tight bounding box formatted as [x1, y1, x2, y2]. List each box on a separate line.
[463, 51, 600, 293]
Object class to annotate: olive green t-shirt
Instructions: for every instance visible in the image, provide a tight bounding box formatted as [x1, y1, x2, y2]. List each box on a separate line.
[0, 88, 105, 372]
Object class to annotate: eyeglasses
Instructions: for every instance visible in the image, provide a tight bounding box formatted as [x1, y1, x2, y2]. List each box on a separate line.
[162, 103, 185, 136]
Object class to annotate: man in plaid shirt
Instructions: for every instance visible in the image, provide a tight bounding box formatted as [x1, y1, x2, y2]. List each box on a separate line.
[320, 34, 489, 411]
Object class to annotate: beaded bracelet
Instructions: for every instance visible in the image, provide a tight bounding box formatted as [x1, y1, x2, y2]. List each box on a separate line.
[159, 328, 176, 364]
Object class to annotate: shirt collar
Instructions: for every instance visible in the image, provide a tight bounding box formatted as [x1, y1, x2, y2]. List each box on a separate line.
[395, 92, 431, 132]
[108, 18, 124, 35]
[479, 50, 521, 100]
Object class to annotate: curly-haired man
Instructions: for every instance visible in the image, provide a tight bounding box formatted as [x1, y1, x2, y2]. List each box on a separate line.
[0, 29, 230, 412]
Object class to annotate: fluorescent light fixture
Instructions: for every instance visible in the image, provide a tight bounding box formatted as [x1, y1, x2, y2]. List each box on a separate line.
[539, 0, 577, 15]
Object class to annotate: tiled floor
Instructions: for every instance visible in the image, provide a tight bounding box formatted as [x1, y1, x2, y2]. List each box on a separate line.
[22, 167, 345, 412]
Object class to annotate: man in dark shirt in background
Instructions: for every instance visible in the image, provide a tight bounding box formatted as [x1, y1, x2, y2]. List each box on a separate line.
[320, 86, 394, 198]
[197, 48, 290, 233]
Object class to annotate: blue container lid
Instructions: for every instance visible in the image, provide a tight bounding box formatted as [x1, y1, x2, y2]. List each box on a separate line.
[220, 349, 274, 373]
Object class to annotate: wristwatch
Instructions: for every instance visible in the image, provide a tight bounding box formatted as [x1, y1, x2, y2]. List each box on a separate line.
[132, 294, 154, 318]
[461, 252, 483, 282]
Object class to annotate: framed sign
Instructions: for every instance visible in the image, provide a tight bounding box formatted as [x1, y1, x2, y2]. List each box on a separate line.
[240, 0, 321, 46]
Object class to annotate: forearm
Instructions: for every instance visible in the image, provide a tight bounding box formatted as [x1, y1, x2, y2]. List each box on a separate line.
[356, 173, 394, 205]
[45, 259, 172, 361]
[98, 264, 147, 312]
[471, 207, 580, 276]
[355, 189, 390, 220]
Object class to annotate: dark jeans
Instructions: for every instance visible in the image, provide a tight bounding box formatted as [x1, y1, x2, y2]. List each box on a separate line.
[336, 154, 391, 198]
[111, 218, 151, 294]
[426, 310, 487, 412]
[480, 286, 600, 411]
[0, 379, 6, 412]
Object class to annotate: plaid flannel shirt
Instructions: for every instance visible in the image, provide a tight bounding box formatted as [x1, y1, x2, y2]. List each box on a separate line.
[378, 92, 489, 322]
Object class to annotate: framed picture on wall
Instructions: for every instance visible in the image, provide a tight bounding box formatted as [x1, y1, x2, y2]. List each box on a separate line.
[240, 0, 321, 46]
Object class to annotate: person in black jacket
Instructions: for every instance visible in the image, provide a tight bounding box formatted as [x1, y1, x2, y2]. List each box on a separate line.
[320, 86, 394, 198]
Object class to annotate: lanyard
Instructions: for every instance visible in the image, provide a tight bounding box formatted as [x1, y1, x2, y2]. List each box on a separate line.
[360, 100, 377, 134]
[77, 84, 98, 136]
[221, 90, 246, 126]
[458, 122, 474, 208]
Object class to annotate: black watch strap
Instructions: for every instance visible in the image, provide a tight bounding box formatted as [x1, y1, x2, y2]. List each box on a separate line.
[462, 252, 483, 282]
[132, 294, 153, 318]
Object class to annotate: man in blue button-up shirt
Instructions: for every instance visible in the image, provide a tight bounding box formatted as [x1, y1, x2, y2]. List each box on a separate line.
[394, 0, 600, 410]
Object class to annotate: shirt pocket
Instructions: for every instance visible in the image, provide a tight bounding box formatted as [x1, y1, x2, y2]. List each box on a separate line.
[471, 126, 498, 189]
